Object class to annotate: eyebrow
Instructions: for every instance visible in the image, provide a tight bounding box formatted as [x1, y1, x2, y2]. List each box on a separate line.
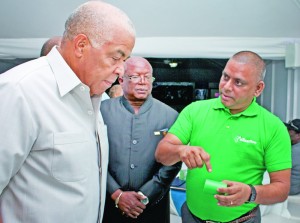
[117, 49, 126, 59]
[222, 72, 247, 83]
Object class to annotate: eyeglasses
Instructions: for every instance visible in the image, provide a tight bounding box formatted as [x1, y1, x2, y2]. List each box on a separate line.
[124, 75, 155, 83]
[288, 120, 299, 131]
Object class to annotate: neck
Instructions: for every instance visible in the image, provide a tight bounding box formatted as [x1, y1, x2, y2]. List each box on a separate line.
[129, 100, 144, 114]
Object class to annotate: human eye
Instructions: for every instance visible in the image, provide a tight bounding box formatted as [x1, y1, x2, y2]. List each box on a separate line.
[222, 73, 229, 81]
[110, 57, 120, 66]
[113, 50, 126, 61]
[111, 52, 123, 62]
[130, 76, 140, 81]
[235, 79, 245, 86]
[112, 56, 121, 61]
[144, 76, 155, 83]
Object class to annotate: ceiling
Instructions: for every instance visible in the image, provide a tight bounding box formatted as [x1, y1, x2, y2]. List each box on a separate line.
[1, 0, 300, 59]
[1, 0, 300, 39]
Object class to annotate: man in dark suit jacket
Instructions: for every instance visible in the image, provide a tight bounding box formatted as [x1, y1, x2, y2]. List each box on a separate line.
[101, 57, 181, 223]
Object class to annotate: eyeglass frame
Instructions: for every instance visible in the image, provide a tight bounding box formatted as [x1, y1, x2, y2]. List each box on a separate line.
[123, 74, 155, 83]
[288, 120, 299, 132]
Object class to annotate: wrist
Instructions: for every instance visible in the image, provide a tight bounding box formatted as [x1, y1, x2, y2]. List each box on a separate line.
[115, 191, 123, 208]
[246, 184, 257, 203]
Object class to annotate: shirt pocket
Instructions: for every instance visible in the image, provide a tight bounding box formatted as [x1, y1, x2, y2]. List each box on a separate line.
[51, 131, 91, 182]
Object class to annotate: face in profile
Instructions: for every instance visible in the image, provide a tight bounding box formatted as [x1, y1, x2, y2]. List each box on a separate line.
[77, 33, 135, 96]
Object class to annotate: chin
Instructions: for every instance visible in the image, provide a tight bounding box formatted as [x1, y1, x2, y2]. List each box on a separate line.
[91, 90, 105, 96]
[135, 95, 148, 100]
[221, 100, 232, 107]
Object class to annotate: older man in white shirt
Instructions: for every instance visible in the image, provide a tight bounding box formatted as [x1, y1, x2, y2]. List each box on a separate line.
[0, 1, 135, 223]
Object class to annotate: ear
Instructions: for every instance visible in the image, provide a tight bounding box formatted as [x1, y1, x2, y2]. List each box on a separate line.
[73, 34, 90, 57]
[254, 80, 265, 97]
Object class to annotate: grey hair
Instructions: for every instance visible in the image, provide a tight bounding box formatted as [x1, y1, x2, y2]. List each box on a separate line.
[63, 1, 135, 48]
[231, 51, 266, 81]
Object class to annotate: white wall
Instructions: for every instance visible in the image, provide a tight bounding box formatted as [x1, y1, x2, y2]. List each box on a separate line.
[258, 61, 300, 122]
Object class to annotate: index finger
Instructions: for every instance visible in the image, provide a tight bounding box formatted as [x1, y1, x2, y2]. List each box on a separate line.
[200, 150, 212, 172]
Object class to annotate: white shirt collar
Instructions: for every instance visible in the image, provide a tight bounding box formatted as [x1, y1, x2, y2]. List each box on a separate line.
[46, 47, 82, 97]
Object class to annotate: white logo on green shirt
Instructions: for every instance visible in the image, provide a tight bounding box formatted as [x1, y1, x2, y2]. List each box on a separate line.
[234, 136, 257, 144]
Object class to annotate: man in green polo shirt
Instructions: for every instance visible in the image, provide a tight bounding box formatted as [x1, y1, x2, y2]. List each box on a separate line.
[155, 51, 291, 223]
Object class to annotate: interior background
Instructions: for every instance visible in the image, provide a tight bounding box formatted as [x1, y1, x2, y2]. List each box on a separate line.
[0, 0, 299, 120]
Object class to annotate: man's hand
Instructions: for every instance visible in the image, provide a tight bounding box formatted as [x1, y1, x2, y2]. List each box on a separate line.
[117, 191, 146, 218]
[179, 145, 212, 172]
[214, 181, 251, 206]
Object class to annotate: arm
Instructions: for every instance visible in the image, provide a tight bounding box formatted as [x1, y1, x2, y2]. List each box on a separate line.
[255, 169, 290, 204]
[0, 84, 35, 194]
[155, 133, 212, 171]
[111, 189, 145, 219]
[215, 169, 291, 206]
[139, 161, 182, 205]
[108, 172, 146, 219]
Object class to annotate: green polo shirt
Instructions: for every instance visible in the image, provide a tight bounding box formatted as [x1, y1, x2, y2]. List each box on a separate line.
[169, 97, 291, 222]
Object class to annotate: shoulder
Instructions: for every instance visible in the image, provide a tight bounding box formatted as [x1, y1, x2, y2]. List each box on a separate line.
[257, 105, 284, 127]
[181, 98, 216, 114]
[0, 58, 48, 84]
[293, 143, 300, 151]
[152, 98, 178, 115]
[101, 97, 120, 111]
[255, 105, 290, 145]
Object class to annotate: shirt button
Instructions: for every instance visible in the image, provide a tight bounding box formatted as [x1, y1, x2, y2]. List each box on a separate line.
[132, 140, 137, 144]
[80, 86, 85, 91]
[130, 164, 135, 169]
[88, 110, 93, 115]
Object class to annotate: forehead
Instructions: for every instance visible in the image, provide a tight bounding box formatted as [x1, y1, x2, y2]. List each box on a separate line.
[224, 60, 256, 79]
[103, 31, 135, 58]
[127, 61, 152, 75]
[102, 42, 130, 59]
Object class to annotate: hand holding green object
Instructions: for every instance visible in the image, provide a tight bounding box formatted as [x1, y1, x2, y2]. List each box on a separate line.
[203, 179, 227, 195]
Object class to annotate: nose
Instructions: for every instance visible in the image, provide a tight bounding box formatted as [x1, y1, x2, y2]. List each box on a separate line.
[139, 76, 146, 83]
[223, 81, 232, 92]
[115, 65, 125, 77]
[222, 79, 233, 92]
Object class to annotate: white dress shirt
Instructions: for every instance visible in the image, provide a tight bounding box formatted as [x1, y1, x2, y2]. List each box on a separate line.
[0, 47, 108, 223]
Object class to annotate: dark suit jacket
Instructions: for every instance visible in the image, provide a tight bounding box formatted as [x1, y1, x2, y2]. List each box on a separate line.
[101, 95, 181, 223]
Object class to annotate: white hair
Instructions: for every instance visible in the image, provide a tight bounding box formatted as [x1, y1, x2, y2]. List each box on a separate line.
[63, 1, 135, 47]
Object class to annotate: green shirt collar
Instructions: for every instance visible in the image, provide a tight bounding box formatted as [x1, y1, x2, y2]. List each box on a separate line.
[213, 97, 259, 117]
